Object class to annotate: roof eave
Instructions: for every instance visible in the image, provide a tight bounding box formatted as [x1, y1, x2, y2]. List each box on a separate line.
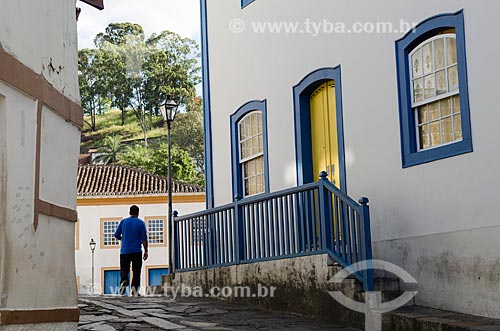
[80, 0, 104, 10]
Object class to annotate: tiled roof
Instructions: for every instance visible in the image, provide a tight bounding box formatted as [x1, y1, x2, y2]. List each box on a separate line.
[77, 164, 204, 197]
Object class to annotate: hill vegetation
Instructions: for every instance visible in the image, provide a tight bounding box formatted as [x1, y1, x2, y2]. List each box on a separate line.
[79, 22, 204, 186]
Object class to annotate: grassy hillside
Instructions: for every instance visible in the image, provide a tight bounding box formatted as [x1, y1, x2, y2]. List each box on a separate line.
[81, 109, 167, 150]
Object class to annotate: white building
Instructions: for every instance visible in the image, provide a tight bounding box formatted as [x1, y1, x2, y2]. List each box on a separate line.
[199, 0, 500, 319]
[76, 165, 205, 295]
[0, 0, 102, 330]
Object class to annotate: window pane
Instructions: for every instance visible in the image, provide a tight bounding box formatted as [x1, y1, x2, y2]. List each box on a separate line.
[103, 221, 120, 246]
[249, 177, 257, 195]
[256, 174, 264, 193]
[148, 219, 164, 244]
[256, 156, 264, 174]
[435, 38, 445, 70]
[419, 124, 430, 149]
[422, 42, 433, 75]
[243, 162, 249, 177]
[239, 122, 245, 141]
[447, 37, 457, 65]
[411, 48, 422, 78]
[252, 114, 260, 135]
[429, 102, 439, 121]
[252, 136, 260, 154]
[417, 106, 428, 124]
[448, 65, 459, 91]
[249, 159, 256, 177]
[453, 114, 462, 140]
[452, 95, 461, 114]
[436, 70, 447, 95]
[430, 121, 441, 147]
[244, 178, 250, 196]
[424, 74, 435, 99]
[240, 141, 245, 159]
[440, 98, 452, 117]
[442, 117, 453, 143]
[413, 78, 424, 103]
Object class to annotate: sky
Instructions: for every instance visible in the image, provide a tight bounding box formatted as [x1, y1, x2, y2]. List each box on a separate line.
[77, 0, 201, 50]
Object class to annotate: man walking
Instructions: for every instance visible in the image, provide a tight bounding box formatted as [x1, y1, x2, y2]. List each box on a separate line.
[114, 205, 148, 296]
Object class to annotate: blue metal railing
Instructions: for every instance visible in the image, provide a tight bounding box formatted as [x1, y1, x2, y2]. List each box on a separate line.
[173, 172, 374, 290]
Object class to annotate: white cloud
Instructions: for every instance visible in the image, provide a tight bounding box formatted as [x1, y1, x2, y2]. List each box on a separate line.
[77, 0, 201, 49]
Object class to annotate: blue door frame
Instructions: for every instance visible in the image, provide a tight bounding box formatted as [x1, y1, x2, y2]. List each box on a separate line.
[293, 66, 347, 192]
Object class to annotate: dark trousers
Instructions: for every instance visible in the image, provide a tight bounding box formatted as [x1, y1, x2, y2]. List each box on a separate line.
[120, 252, 142, 295]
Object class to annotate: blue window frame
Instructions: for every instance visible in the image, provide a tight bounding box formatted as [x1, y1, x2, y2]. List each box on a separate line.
[241, 0, 255, 8]
[148, 268, 169, 287]
[395, 10, 472, 168]
[230, 100, 270, 200]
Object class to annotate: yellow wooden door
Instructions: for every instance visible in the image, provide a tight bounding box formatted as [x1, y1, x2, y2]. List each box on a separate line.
[310, 81, 340, 187]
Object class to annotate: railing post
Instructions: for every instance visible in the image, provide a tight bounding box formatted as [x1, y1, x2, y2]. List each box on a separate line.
[172, 211, 179, 273]
[359, 197, 374, 291]
[234, 194, 244, 264]
[318, 171, 331, 251]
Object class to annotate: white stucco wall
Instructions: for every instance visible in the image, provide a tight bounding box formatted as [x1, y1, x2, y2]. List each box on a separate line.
[0, 0, 81, 329]
[75, 198, 205, 294]
[205, 0, 500, 317]
[0, 0, 80, 103]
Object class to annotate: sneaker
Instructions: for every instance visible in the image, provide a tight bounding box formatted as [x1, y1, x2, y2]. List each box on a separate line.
[119, 281, 128, 296]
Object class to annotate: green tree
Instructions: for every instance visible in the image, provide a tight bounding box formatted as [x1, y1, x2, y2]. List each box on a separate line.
[151, 144, 197, 183]
[78, 48, 111, 130]
[143, 31, 201, 128]
[87, 23, 201, 143]
[117, 143, 200, 185]
[94, 22, 145, 48]
[171, 98, 204, 171]
[118, 144, 155, 172]
[94, 136, 126, 164]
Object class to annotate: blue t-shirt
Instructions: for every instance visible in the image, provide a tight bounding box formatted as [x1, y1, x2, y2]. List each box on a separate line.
[114, 217, 148, 254]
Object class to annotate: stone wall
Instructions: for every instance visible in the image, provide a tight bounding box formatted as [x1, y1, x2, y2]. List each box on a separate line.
[169, 254, 364, 327]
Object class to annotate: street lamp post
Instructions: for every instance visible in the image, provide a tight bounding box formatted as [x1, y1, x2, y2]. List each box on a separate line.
[89, 238, 96, 295]
[160, 96, 179, 276]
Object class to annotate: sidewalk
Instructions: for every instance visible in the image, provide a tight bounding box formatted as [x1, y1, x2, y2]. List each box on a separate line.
[78, 295, 361, 330]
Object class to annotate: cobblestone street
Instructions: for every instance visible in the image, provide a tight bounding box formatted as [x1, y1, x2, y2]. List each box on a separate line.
[78, 295, 360, 331]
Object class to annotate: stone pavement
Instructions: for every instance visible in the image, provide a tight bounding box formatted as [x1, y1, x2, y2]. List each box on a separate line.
[78, 295, 361, 331]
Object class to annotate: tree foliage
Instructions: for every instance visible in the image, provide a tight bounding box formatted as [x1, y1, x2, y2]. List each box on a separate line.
[118, 143, 201, 185]
[79, 22, 201, 142]
[171, 98, 204, 171]
[94, 135, 127, 164]
[78, 23, 205, 185]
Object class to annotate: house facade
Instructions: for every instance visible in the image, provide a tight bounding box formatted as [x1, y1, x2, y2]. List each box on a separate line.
[0, 0, 102, 330]
[76, 165, 205, 295]
[200, 0, 500, 319]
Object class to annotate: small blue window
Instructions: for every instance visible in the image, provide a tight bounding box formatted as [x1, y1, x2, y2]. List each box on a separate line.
[241, 0, 255, 8]
[395, 10, 472, 168]
[148, 268, 169, 287]
[230, 100, 270, 200]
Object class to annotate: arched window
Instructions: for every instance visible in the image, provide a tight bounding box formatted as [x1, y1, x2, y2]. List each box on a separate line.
[410, 33, 461, 150]
[238, 111, 264, 196]
[231, 100, 269, 199]
[396, 11, 472, 167]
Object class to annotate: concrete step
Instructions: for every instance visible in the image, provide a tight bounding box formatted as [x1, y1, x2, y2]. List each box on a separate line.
[384, 306, 500, 331]
[327, 265, 401, 293]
